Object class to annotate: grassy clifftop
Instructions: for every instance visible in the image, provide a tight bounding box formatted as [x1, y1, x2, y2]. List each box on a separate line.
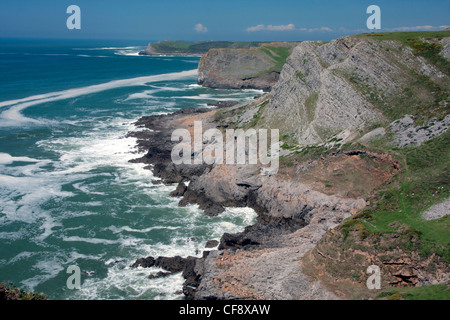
[140, 40, 267, 55]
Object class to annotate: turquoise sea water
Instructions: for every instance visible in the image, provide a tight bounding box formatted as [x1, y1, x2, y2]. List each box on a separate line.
[0, 39, 259, 300]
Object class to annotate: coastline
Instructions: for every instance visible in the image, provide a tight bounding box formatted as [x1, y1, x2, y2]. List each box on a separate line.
[126, 99, 367, 300]
[1, 20, 448, 302]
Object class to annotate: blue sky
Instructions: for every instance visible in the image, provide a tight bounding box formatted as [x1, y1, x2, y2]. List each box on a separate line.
[0, 0, 448, 41]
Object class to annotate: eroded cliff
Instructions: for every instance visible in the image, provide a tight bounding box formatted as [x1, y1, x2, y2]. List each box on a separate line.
[197, 43, 298, 91]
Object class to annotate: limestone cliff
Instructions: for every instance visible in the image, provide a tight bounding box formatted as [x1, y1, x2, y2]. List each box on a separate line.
[197, 43, 298, 91]
[260, 33, 449, 145]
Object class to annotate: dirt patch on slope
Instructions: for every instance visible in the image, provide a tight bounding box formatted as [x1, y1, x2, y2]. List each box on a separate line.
[302, 226, 450, 300]
[277, 151, 401, 199]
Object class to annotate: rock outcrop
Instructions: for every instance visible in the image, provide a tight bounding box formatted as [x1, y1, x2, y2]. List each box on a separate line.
[261, 36, 448, 145]
[128, 102, 374, 300]
[422, 198, 450, 220]
[130, 255, 201, 299]
[193, 208, 350, 300]
[198, 43, 297, 92]
[390, 114, 450, 148]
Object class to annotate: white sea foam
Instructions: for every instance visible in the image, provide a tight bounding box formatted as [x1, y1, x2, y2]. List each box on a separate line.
[0, 153, 41, 165]
[0, 116, 150, 241]
[198, 103, 216, 109]
[19, 250, 105, 292]
[0, 70, 261, 299]
[0, 173, 75, 220]
[124, 85, 188, 101]
[8, 251, 40, 263]
[77, 54, 109, 58]
[72, 182, 106, 196]
[42, 53, 71, 57]
[72, 261, 185, 300]
[0, 69, 198, 127]
[62, 236, 125, 245]
[106, 225, 180, 234]
[114, 51, 141, 56]
[99, 46, 142, 50]
[73, 46, 143, 51]
[21, 257, 66, 290]
[176, 95, 237, 101]
[1, 150, 257, 297]
[0, 231, 26, 240]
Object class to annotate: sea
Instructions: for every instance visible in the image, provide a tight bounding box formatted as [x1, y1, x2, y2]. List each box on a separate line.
[0, 39, 260, 300]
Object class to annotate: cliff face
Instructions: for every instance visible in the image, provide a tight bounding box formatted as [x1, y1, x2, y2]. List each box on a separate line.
[190, 31, 450, 299]
[261, 34, 449, 145]
[197, 43, 298, 91]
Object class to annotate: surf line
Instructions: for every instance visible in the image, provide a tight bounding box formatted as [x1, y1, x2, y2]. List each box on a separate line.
[0, 69, 198, 126]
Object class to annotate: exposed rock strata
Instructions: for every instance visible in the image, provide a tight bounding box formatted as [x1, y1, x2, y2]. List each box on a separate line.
[128, 107, 368, 300]
[194, 208, 349, 300]
[198, 43, 297, 91]
[390, 114, 450, 148]
[261, 37, 448, 145]
[422, 198, 450, 221]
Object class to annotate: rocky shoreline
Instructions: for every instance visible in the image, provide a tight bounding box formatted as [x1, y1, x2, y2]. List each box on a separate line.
[127, 31, 450, 299]
[127, 104, 367, 300]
